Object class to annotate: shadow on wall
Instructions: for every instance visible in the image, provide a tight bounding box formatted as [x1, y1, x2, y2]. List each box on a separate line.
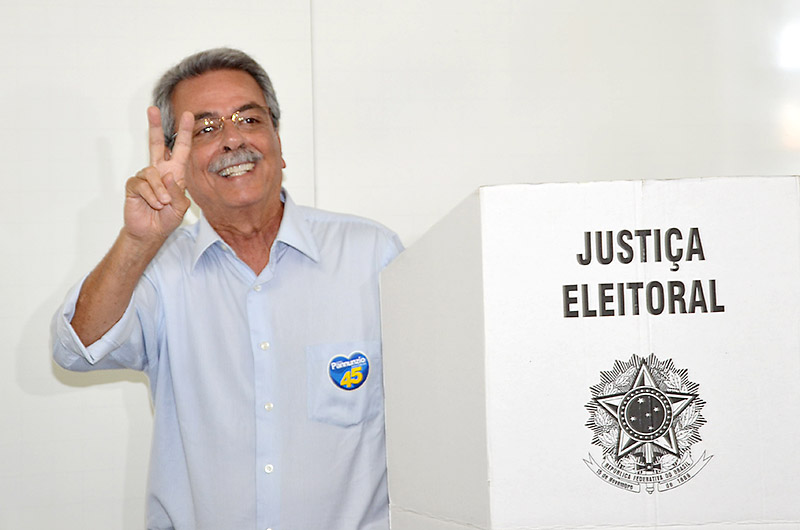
[15, 127, 153, 529]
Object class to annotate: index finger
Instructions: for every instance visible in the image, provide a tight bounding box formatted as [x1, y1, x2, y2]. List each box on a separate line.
[147, 106, 166, 166]
[169, 111, 195, 166]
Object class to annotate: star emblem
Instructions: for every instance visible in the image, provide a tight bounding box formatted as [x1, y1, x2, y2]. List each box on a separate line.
[595, 362, 696, 462]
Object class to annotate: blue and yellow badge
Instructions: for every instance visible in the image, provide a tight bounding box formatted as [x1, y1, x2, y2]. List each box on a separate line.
[329, 351, 370, 391]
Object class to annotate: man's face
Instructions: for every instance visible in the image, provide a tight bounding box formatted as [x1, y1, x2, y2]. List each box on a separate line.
[170, 69, 285, 220]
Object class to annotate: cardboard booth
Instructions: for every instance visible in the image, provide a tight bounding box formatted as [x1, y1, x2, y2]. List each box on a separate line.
[380, 177, 800, 529]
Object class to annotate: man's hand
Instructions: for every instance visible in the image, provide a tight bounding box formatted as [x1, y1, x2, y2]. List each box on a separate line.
[123, 107, 193, 242]
[71, 107, 195, 346]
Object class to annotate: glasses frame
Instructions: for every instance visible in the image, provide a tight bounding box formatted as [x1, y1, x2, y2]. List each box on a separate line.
[168, 105, 272, 148]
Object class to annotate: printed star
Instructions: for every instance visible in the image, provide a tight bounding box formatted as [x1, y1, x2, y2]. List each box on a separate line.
[595, 362, 697, 459]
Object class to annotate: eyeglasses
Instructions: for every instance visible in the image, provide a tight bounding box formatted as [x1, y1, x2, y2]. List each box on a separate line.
[170, 105, 272, 147]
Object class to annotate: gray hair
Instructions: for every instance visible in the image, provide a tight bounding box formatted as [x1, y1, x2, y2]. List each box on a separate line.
[152, 47, 281, 149]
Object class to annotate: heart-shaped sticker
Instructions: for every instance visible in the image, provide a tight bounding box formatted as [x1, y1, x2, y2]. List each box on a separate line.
[329, 351, 370, 391]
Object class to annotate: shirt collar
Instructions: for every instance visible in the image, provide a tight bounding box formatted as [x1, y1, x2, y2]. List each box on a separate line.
[190, 188, 320, 270]
[274, 190, 320, 262]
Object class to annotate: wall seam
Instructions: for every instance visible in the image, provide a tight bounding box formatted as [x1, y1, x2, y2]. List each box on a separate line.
[308, 0, 319, 208]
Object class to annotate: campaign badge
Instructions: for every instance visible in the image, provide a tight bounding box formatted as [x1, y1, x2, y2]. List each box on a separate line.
[584, 354, 712, 494]
[329, 351, 370, 391]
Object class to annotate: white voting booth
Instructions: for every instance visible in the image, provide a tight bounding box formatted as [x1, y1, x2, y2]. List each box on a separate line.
[380, 177, 800, 530]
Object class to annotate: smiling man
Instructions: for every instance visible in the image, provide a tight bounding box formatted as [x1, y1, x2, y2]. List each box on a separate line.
[52, 48, 402, 530]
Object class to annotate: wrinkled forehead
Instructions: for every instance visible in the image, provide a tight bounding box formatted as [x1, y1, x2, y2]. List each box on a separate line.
[172, 69, 267, 118]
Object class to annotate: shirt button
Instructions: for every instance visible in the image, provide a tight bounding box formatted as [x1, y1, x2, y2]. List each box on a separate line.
[259, 342, 270, 350]
[253, 284, 262, 292]
[264, 464, 274, 473]
[264, 402, 274, 411]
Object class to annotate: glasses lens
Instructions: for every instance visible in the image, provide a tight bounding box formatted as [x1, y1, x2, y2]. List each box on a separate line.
[236, 107, 270, 131]
[193, 117, 220, 141]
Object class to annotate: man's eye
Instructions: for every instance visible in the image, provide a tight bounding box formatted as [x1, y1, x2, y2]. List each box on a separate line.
[195, 125, 216, 136]
[241, 116, 262, 125]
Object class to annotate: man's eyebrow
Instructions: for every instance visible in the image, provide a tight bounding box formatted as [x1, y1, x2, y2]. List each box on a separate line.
[192, 102, 265, 120]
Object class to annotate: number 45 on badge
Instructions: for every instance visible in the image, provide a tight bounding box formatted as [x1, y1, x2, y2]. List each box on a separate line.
[329, 352, 370, 391]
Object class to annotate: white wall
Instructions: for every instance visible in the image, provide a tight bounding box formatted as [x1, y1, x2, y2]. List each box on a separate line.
[313, 1, 800, 242]
[1, 0, 798, 527]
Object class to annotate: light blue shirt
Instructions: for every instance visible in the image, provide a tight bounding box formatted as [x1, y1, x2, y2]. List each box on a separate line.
[52, 192, 403, 530]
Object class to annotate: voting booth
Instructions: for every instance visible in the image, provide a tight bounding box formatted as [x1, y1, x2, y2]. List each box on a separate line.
[380, 177, 800, 530]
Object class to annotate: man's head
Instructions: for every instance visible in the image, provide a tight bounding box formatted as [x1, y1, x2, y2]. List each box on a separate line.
[155, 50, 287, 221]
[153, 48, 280, 149]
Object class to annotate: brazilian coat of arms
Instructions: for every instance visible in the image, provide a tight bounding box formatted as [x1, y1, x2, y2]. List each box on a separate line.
[584, 354, 712, 493]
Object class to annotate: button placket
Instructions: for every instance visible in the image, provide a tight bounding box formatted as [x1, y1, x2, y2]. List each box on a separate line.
[249, 269, 279, 529]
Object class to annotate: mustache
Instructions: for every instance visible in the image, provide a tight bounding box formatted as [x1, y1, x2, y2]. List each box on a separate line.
[207, 148, 264, 174]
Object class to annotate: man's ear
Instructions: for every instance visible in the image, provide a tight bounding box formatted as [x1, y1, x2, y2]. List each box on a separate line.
[278, 132, 286, 169]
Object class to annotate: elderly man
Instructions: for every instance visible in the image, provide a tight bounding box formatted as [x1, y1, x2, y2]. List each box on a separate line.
[52, 48, 402, 530]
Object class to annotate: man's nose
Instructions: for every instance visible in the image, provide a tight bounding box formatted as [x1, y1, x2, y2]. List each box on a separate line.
[220, 122, 246, 151]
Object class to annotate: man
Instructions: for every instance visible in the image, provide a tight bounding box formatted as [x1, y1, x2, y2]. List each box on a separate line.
[52, 48, 402, 530]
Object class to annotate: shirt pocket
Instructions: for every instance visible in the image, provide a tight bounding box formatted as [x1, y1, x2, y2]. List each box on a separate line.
[306, 340, 383, 428]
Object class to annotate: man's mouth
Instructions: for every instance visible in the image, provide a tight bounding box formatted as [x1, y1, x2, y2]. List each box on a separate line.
[218, 162, 256, 178]
[208, 147, 263, 177]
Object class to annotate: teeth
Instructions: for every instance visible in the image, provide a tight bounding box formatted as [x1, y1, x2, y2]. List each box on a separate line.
[218, 163, 255, 177]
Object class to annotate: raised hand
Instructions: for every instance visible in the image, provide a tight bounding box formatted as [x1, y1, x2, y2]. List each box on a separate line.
[123, 107, 194, 242]
[71, 107, 196, 345]
[72, 107, 194, 345]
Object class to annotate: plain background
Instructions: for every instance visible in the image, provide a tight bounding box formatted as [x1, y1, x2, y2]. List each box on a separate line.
[2, 1, 799, 527]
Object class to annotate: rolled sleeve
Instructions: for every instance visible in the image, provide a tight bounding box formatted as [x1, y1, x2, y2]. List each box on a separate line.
[51, 276, 149, 372]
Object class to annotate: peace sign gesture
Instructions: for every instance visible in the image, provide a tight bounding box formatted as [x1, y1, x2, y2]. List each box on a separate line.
[123, 106, 194, 243]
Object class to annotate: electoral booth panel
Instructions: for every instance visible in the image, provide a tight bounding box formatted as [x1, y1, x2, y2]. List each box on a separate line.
[382, 177, 800, 530]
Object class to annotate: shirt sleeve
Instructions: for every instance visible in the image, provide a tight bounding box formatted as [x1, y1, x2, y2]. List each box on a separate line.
[380, 230, 404, 270]
[51, 274, 158, 373]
